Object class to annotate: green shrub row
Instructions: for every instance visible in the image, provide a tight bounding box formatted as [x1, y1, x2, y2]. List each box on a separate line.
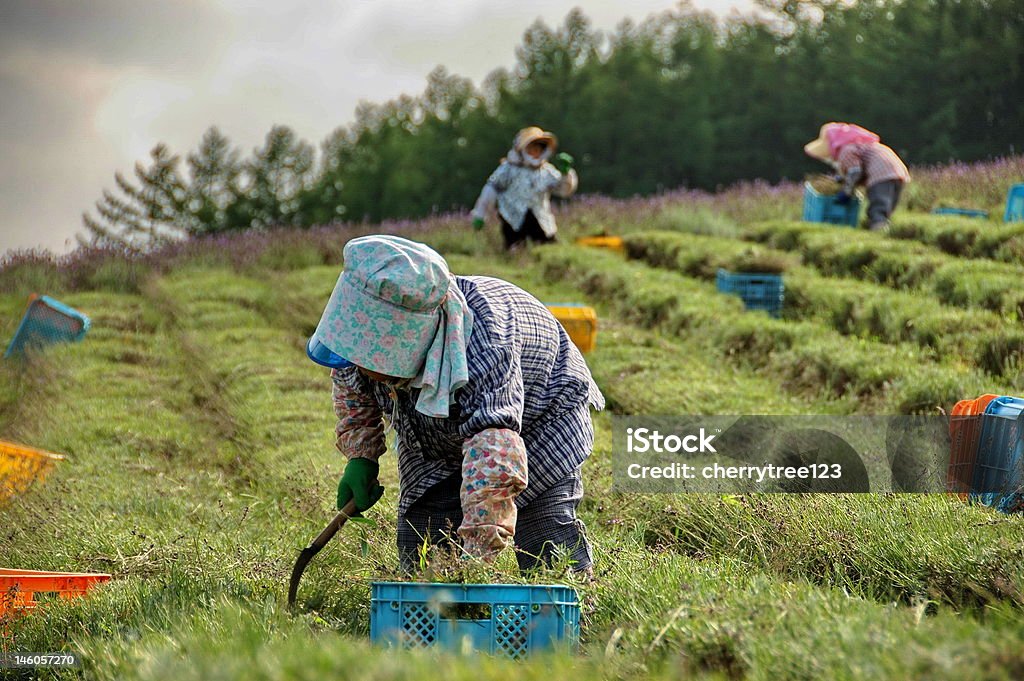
[624, 231, 1024, 377]
[537, 245, 1002, 413]
[890, 213, 1024, 262]
[746, 221, 1024, 319]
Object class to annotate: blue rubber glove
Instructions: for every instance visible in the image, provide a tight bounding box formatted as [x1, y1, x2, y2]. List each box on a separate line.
[834, 191, 851, 205]
[553, 152, 574, 174]
[472, 217, 485, 231]
[337, 458, 384, 512]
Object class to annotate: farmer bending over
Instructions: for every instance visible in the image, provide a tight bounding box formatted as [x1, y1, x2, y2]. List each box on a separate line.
[307, 235, 603, 575]
[804, 122, 910, 232]
[471, 126, 578, 249]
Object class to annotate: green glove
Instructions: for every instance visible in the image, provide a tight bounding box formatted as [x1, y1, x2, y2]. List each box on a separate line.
[553, 152, 574, 174]
[472, 217, 485, 231]
[337, 458, 384, 512]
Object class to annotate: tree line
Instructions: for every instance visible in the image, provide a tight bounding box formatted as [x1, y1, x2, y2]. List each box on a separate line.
[83, 0, 1024, 246]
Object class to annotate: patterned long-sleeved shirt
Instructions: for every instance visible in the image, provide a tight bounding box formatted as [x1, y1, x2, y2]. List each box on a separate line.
[474, 161, 577, 238]
[331, 275, 604, 515]
[836, 143, 910, 188]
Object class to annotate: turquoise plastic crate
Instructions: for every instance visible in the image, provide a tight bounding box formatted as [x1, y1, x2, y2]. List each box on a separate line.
[971, 396, 1024, 513]
[4, 295, 90, 359]
[802, 182, 860, 227]
[716, 269, 784, 317]
[932, 207, 988, 219]
[1005, 183, 1024, 223]
[370, 582, 580, 658]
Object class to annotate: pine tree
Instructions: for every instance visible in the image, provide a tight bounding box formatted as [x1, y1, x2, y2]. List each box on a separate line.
[184, 127, 244, 235]
[82, 144, 189, 248]
[244, 125, 316, 229]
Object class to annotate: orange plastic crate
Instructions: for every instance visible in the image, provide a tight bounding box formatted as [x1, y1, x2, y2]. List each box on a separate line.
[947, 394, 998, 497]
[0, 569, 111, 616]
[0, 440, 64, 501]
[575, 235, 625, 253]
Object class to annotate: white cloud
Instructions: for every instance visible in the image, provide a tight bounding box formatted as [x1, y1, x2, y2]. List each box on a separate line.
[94, 75, 197, 162]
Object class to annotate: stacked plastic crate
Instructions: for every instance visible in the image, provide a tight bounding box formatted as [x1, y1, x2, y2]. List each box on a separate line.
[948, 394, 1024, 513]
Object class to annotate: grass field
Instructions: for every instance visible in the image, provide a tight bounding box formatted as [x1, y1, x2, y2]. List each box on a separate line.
[2, 159, 1024, 679]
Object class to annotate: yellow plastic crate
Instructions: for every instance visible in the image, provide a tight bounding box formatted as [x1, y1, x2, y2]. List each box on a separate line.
[575, 235, 625, 253]
[0, 440, 64, 501]
[545, 304, 597, 354]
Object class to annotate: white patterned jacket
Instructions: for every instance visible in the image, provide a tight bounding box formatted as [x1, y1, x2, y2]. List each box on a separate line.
[472, 149, 578, 237]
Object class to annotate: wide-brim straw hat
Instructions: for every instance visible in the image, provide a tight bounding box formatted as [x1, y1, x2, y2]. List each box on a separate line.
[804, 124, 832, 162]
[513, 126, 558, 154]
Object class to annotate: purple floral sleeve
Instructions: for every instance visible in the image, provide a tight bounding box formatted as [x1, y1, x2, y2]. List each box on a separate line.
[458, 428, 528, 561]
[331, 368, 386, 461]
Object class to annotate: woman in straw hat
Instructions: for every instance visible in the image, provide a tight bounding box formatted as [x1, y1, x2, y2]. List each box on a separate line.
[471, 126, 578, 249]
[804, 122, 910, 231]
[307, 235, 603, 575]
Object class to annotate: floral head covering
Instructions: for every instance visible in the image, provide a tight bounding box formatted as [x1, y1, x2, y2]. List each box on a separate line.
[310, 235, 473, 417]
[804, 122, 880, 161]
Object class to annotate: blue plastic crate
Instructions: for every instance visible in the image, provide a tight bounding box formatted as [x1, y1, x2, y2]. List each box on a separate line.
[971, 396, 1024, 513]
[1005, 183, 1024, 223]
[802, 182, 861, 227]
[716, 269, 784, 317]
[4, 295, 90, 359]
[932, 207, 989, 219]
[370, 581, 580, 658]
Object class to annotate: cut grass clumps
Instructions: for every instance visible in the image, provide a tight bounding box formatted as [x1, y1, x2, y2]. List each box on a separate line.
[806, 173, 843, 195]
[9, 181, 1024, 680]
[634, 493, 1024, 610]
[539, 244, 743, 331]
[6, 220, 1024, 679]
[930, 262, 1024, 320]
[535, 245, 998, 413]
[732, 251, 792, 275]
[624, 231, 796, 279]
[746, 220, 1024, 319]
[745, 221, 942, 287]
[890, 214, 986, 256]
[625, 231, 1024, 379]
[786, 270, 1024, 377]
[890, 213, 1024, 262]
[645, 205, 744, 238]
[443, 254, 817, 416]
[595, 534, 1024, 681]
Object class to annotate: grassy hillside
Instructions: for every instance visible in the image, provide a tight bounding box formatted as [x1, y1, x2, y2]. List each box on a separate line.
[3, 159, 1024, 679]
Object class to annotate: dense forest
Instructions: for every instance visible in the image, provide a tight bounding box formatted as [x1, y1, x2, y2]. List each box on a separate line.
[83, 0, 1024, 245]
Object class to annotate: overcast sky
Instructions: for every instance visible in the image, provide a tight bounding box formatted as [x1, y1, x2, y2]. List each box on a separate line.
[0, 0, 755, 255]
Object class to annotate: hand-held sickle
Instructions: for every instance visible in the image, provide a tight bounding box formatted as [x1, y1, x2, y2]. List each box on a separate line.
[288, 496, 361, 609]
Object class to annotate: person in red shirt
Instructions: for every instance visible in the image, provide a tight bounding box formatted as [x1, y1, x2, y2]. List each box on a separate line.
[805, 122, 911, 232]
